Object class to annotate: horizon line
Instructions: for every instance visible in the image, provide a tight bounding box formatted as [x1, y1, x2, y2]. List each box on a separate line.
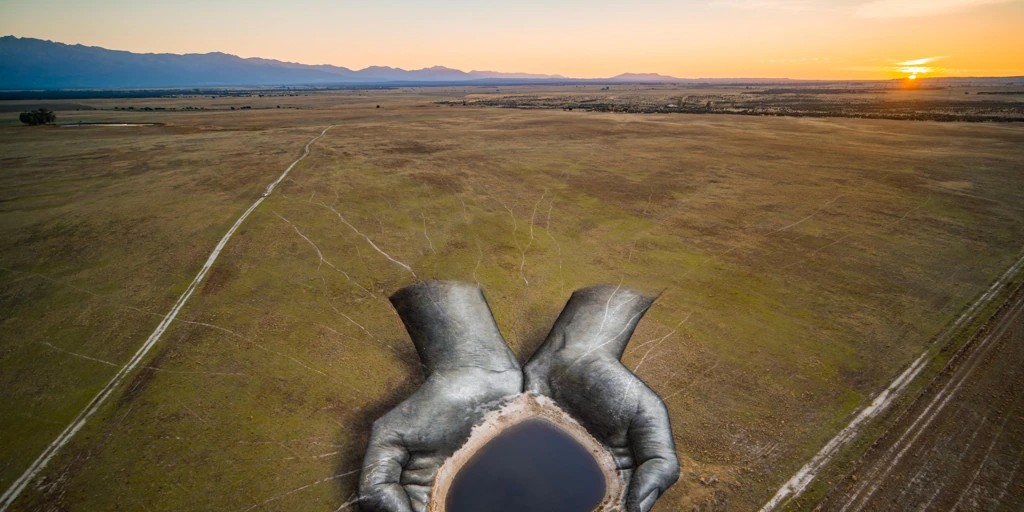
[3, 34, 1024, 83]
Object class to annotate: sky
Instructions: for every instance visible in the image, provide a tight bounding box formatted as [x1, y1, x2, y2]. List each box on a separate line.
[1, 0, 1022, 79]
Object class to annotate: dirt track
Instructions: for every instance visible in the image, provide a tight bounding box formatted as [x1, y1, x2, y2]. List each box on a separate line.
[818, 283, 1024, 511]
[0, 126, 335, 511]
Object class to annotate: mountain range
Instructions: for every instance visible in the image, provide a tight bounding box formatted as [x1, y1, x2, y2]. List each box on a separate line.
[0, 36, 683, 89]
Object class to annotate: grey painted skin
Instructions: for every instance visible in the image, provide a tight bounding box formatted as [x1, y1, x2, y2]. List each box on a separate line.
[359, 281, 679, 512]
[524, 284, 680, 512]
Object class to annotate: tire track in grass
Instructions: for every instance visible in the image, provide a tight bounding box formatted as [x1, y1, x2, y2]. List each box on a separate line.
[759, 250, 1024, 511]
[840, 291, 1024, 512]
[0, 125, 335, 511]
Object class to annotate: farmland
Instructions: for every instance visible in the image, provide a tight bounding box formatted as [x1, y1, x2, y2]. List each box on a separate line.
[2, 88, 1024, 510]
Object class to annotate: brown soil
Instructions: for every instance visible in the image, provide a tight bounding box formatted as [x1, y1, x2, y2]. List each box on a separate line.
[816, 284, 1024, 511]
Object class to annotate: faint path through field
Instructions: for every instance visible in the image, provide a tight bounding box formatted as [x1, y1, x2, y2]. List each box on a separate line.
[824, 278, 1024, 511]
[759, 251, 1024, 511]
[0, 125, 335, 511]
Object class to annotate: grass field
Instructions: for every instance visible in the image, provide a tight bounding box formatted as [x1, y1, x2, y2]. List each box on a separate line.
[444, 81, 1024, 122]
[2, 90, 1023, 511]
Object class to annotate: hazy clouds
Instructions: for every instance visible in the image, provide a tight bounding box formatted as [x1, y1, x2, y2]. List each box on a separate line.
[0, 0, 1020, 79]
[855, 0, 1018, 18]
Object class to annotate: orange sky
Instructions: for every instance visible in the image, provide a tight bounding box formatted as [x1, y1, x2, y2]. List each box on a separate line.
[1, 0, 1022, 79]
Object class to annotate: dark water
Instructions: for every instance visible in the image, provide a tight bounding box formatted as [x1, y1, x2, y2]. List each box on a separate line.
[446, 419, 606, 512]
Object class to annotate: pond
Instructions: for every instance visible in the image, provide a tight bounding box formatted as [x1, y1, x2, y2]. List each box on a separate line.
[445, 418, 606, 512]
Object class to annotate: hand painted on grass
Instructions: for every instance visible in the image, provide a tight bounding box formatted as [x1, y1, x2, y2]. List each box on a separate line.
[358, 281, 522, 512]
[524, 284, 680, 512]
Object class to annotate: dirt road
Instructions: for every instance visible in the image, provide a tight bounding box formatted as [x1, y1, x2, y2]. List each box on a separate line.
[0, 125, 334, 511]
[761, 254, 1024, 511]
[819, 283, 1024, 511]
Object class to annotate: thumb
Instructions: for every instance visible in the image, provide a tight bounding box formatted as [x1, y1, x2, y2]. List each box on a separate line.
[636, 489, 659, 512]
[359, 421, 414, 512]
[626, 393, 679, 512]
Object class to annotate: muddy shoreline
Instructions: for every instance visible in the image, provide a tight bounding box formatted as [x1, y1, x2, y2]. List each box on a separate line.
[430, 393, 626, 512]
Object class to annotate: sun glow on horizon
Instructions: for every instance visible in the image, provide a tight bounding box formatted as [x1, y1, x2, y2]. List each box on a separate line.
[894, 56, 942, 79]
[0, 0, 1021, 80]
[900, 66, 932, 77]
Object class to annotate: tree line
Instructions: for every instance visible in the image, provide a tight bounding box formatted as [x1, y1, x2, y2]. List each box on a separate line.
[19, 108, 56, 125]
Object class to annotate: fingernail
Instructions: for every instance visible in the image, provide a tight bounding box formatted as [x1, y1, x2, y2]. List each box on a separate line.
[639, 490, 659, 512]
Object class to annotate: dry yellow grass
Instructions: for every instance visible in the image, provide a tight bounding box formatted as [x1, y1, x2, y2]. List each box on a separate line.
[2, 91, 1023, 511]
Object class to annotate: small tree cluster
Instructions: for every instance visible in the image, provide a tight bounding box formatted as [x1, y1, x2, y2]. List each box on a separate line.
[19, 108, 56, 126]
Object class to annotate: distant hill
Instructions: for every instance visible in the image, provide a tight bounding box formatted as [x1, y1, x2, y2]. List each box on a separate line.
[609, 72, 681, 81]
[0, 36, 567, 89]
[3, 36, 1020, 91]
[468, 70, 565, 80]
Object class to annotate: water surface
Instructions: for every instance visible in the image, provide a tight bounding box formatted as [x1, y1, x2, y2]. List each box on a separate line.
[446, 418, 606, 512]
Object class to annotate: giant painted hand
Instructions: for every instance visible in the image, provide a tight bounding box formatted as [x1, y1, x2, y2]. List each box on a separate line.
[359, 281, 523, 512]
[524, 285, 680, 512]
